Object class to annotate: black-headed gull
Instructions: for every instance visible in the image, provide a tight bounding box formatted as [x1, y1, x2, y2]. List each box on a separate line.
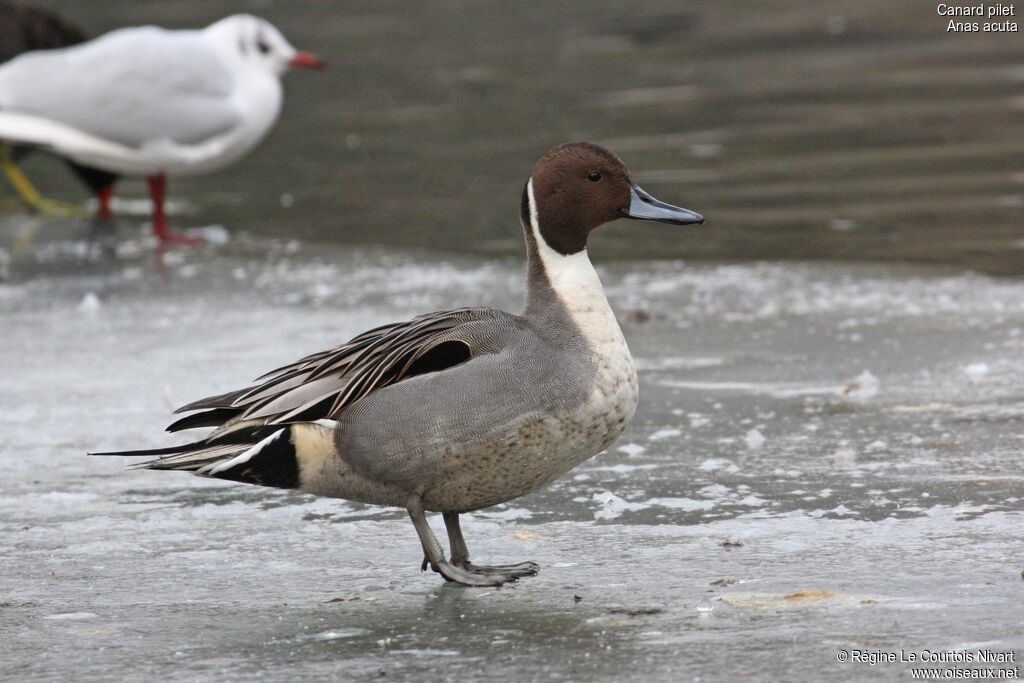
[0, 14, 323, 245]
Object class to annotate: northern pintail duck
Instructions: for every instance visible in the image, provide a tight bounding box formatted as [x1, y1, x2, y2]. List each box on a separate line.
[0, 14, 322, 244]
[97, 142, 704, 586]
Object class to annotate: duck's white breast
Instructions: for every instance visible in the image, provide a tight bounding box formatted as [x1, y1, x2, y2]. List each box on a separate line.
[526, 181, 640, 464]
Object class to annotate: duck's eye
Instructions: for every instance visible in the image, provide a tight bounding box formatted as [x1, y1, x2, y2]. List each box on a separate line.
[256, 36, 271, 54]
[587, 171, 602, 182]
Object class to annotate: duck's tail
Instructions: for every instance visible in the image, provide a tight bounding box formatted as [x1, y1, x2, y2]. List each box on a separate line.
[91, 422, 311, 490]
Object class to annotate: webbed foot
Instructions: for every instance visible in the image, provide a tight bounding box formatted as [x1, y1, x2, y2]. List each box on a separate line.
[424, 558, 537, 587]
[408, 498, 540, 587]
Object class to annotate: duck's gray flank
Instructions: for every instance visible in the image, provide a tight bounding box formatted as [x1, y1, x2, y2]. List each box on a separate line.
[94, 141, 704, 586]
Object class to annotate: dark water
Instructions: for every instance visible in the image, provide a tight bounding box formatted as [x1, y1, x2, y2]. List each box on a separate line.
[5, 0, 1023, 272]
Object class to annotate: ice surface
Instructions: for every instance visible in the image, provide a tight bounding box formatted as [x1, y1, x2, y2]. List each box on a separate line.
[744, 428, 766, 450]
[2, 239, 1024, 681]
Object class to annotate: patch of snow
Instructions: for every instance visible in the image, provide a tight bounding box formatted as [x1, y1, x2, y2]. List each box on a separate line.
[648, 428, 682, 442]
[77, 292, 101, 314]
[699, 458, 739, 473]
[592, 491, 649, 520]
[841, 370, 879, 400]
[617, 443, 647, 457]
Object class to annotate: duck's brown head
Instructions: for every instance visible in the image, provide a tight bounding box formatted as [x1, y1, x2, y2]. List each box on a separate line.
[522, 142, 704, 255]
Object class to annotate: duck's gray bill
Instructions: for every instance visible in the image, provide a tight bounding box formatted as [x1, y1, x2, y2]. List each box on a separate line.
[622, 185, 704, 225]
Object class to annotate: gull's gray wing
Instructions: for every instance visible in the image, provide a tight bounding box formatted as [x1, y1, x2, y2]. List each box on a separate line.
[0, 26, 239, 147]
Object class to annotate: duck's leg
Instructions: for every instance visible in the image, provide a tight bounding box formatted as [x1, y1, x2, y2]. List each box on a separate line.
[406, 494, 522, 587]
[147, 174, 204, 247]
[443, 511, 539, 578]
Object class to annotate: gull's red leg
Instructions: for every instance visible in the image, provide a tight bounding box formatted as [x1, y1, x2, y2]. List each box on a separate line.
[96, 184, 114, 221]
[147, 174, 204, 247]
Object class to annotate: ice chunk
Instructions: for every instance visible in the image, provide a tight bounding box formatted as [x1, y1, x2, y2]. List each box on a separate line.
[699, 458, 739, 473]
[592, 491, 648, 520]
[617, 443, 647, 457]
[191, 224, 230, 245]
[648, 428, 682, 441]
[964, 363, 989, 382]
[77, 292, 101, 315]
[43, 612, 99, 620]
[831, 446, 857, 467]
[841, 370, 879, 400]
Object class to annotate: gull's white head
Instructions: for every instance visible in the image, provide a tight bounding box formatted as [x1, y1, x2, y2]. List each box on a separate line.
[205, 14, 323, 76]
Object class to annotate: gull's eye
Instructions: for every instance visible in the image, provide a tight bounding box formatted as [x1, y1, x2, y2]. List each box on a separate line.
[587, 171, 601, 182]
[256, 36, 271, 54]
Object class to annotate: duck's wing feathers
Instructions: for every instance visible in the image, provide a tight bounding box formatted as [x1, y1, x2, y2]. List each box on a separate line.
[93, 307, 524, 479]
[190, 307, 518, 426]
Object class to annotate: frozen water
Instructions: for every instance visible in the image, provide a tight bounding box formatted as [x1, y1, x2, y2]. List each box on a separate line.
[744, 428, 766, 450]
[2, 238, 1024, 681]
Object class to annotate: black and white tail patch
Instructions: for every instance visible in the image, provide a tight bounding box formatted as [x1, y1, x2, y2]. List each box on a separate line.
[197, 428, 299, 489]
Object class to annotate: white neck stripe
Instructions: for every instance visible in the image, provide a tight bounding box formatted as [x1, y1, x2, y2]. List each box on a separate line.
[526, 178, 615, 327]
[524, 179, 633, 387]
[527, 177, 593, 272]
